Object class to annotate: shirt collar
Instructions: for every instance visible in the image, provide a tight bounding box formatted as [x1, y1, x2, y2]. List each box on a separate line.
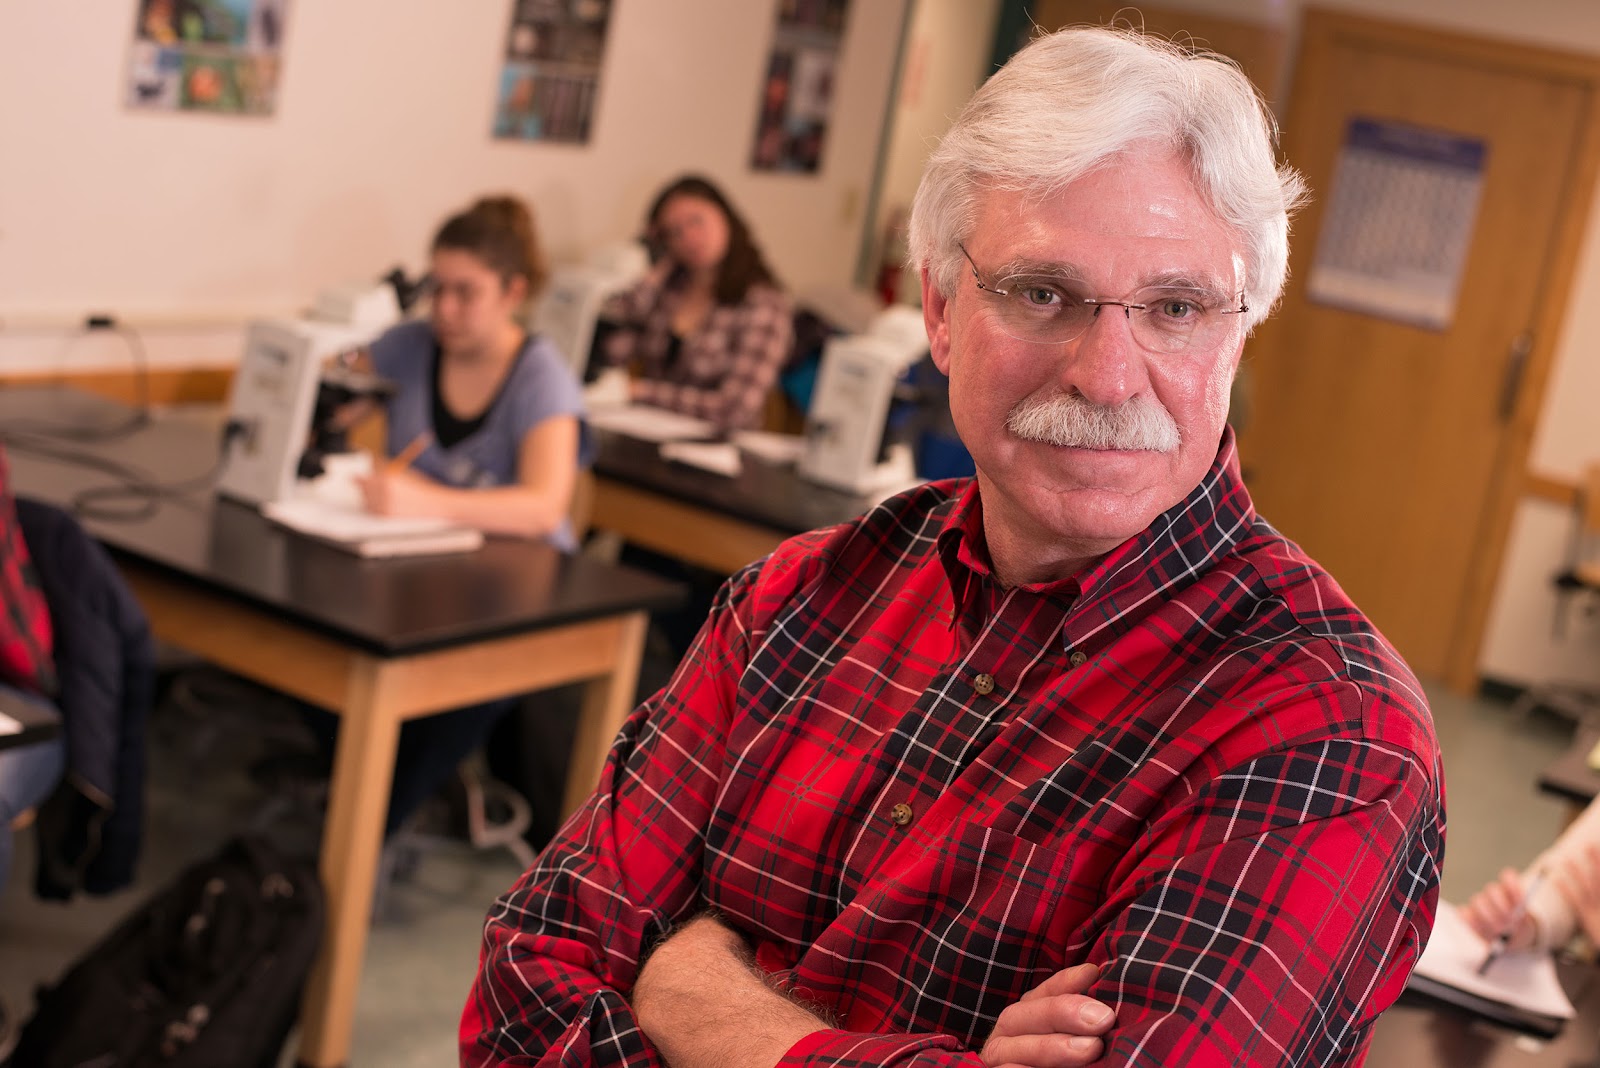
[935, 427, 1256, 616]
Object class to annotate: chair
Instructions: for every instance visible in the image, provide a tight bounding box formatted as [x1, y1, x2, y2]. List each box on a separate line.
[1512, 462, 1600, 726]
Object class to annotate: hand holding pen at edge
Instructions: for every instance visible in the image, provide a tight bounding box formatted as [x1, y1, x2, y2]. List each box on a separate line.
[359, 431, 435, 517]
[1478, 868, 1547, 975]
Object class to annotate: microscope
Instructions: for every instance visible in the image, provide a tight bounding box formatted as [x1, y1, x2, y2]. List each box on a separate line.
[217, 319, 395, 507]
[798, 305, 931, 494]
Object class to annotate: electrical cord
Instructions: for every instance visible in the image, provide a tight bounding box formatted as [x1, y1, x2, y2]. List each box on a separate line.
[2, 419, 246, 523]
[1, 321, 153, 442]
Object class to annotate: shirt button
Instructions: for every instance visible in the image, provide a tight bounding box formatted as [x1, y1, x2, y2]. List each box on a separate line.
[1068, 650, 1088, 667]
[888, 802, 914, 827]
[973, 672, 995, 695]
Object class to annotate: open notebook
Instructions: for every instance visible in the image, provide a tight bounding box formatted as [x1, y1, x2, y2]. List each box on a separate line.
[1406, 901, 1576, 1035]
[263, 497, 483, 558]
[261, 454, 483, 559]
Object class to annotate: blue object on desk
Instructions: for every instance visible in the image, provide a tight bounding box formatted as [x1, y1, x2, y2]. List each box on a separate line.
[907, 357, 974, 480]
[918, 429, 975, 480]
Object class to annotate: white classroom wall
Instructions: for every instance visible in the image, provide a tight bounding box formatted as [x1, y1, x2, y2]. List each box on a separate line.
[0, 0, 908, 366]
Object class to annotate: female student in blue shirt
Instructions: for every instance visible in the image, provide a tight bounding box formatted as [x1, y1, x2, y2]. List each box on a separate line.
[333, 193, 588, 835]
[353, 194, 586, 547]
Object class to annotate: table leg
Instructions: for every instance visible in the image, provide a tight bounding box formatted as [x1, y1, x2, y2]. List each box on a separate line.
[296, 659, 401, 1068]
[560, 610, 648, 816]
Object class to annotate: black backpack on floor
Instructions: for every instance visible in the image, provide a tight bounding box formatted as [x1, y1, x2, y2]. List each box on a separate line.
[11, 835, 323, 1068]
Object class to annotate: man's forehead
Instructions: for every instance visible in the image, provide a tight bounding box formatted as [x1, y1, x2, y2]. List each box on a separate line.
[967, 158, 1244, 288]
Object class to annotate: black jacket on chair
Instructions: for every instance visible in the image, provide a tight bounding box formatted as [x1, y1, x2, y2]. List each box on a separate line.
[17, 497, 154, 898]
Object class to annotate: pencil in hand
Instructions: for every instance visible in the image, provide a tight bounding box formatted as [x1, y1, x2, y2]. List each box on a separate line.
[1478, 868, 1546, 975]
[388, 431, 433, 474]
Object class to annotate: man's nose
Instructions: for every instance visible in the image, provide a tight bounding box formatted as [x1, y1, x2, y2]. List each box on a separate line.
[1059, 306, 1142, 407]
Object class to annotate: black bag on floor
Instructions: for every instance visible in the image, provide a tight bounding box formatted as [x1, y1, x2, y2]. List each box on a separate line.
[11, 835, 323, 1068]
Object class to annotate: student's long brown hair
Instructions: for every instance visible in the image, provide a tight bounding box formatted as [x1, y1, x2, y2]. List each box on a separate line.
[647, 175, 781, 306]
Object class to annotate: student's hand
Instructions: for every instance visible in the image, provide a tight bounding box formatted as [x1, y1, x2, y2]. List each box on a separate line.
[1461, 868, 1540, 951]
[980, 963, 1114, 1068]
[358, 467, 440, 518]
[1554, 843, 1600, 943]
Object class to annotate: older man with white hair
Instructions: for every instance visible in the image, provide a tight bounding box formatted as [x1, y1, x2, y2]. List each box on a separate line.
[465, 26, 1443, 1068]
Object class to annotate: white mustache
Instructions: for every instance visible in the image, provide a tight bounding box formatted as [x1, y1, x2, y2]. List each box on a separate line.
[1005, 393, 1182, 452]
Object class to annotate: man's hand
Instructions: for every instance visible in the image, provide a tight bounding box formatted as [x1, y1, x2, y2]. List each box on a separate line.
[1461, 868, 1540, 951]
[980, 963, 1115, 1068]
[634, 914, 828, 1068]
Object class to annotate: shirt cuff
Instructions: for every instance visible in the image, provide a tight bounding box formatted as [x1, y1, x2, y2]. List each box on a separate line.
[1527, 883, 1574, 950]
[779, 1028, 967, 1067]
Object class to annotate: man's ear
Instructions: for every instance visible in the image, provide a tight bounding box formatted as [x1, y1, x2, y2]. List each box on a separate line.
[921, 266, 953, 376]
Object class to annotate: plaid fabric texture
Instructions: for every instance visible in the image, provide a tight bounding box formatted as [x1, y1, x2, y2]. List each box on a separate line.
[0, 447, 54, 697]
[463, 432, 1444, 1067]
[600, 276, 793, 432]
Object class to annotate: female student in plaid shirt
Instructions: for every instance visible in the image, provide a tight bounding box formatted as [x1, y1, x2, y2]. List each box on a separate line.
[596, 176, 794, 433]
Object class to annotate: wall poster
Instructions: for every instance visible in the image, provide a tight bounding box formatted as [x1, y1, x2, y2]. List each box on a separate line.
[1306, 117, 1488, 331]
[127, 0, 289, 116]
[493, 0, 615, 145]
[751, 0, 851, 174]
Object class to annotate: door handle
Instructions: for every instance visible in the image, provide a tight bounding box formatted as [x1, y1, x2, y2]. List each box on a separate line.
[1498, 332, 1534, 423]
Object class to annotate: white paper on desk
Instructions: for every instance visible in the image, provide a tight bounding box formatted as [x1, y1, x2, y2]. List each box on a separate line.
[659, 441, 741, 478]
[586, 404, 715, 443]
[262, 497, 467, 542]
[1409, 901, 1576, 1019]
[0, 710, 19, 735]
[733, 430, 806, 466]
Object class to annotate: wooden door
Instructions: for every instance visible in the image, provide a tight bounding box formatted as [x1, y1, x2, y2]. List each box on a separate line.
[1031, 0, 1287, 101]
[1238, 10, 1600, 684]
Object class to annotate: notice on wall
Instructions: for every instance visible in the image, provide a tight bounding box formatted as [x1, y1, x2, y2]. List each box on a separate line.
[1306, 118, 1488, 330]
[127, 0, 289, 116]
[493, 0, 614, 145]
[751, 0, 851, 174]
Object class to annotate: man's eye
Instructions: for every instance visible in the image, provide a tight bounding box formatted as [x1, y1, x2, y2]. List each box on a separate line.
[1156, 298, 1201, 319]
[1012, 284, 1062, 308]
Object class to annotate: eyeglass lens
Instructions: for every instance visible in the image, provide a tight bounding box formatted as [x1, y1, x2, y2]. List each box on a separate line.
[991, 279, 1236, 352]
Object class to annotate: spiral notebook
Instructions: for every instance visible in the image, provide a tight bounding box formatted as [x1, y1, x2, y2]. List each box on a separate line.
[1406, 901, 1576, 1036]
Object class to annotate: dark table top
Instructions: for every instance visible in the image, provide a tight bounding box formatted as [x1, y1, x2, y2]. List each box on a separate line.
[1539, 727, 1600, 808]
[0, 387, 683, 657]
[592, 428, 886, 537]
[1367, 959, 1600, 1066]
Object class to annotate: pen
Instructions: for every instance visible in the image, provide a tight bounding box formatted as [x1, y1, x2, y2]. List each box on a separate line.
[388, 431, 432, 474]
[1478, 868, 1546, 975]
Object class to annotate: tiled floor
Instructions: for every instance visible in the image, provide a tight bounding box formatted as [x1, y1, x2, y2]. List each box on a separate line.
[0, 676, 1583, 1065]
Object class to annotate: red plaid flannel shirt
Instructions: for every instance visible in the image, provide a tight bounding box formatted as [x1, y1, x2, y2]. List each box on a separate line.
[600, 276, 793, 432]
[463, 432, 1444, 1067]
[0, 446, 54, 696]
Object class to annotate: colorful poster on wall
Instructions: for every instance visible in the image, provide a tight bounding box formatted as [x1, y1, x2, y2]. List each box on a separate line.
[1306, 118, 1488, 331]
[126, 0, 289, 116]
[493, 0, 614, 145]
[751, 0, 850, 174]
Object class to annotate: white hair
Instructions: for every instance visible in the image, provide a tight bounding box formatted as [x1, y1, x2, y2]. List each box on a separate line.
[907, 26, 1308, 331]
